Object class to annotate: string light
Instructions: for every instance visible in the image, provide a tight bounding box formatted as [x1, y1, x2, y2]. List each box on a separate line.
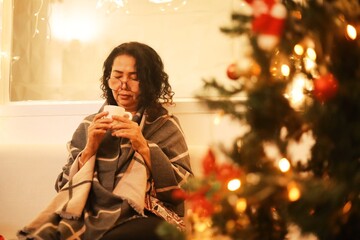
[306, 47, 316, 61]
[192, 216, 213, 236]
[96, 0, 127, 14]
[32, 0, 44, 38]
[284, 73, 309, 109]
[149, 0, 172, 3]
[346, 24, 357, 40]
[281, 64, 290, 77]
[287, 182, 301, 201]
[270, 51, 290, 80]
[278, 157, 290, 172]
[236, 198, 247, 213]
[213, 111, 223, 125]
[342, 201, 352, 214]
[153, 0, 188, 12]
[303, 57, 316, 73]
[96, 0, 125, 9]
[294, 44, 304, 56]
[227, 178, 241, 191]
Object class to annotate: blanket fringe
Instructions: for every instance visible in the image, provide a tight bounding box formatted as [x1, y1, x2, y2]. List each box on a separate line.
[120, 196, 145, 216]
[57, 211, 81, 220]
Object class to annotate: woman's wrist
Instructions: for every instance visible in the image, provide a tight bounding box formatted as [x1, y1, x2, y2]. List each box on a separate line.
[138, 144, 151, 168]
[79, 156, 86, 165]
[78, 148, 93, 168]
[78, 154, 86, 168]
[82, 147, 94, 161]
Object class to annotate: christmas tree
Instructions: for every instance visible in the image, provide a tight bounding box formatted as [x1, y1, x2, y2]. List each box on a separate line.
[158, 0, 360, 240]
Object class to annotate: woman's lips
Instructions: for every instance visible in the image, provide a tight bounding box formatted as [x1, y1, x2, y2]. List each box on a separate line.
[118, 94, 130, 99]
[117, 91, 133, 100]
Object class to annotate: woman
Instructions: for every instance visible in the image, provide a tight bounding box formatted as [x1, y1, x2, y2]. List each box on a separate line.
[18, 42, 192, 240]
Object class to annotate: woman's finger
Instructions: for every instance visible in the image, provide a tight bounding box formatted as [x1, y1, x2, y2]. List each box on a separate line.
[93, 111, 110, 122]
[111, 115, 132, 123]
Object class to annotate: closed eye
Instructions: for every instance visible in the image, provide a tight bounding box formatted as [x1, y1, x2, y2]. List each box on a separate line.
[129, 74, 138, 81]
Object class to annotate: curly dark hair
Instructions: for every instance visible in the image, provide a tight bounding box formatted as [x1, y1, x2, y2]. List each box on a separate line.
[100, 42, 174, 116]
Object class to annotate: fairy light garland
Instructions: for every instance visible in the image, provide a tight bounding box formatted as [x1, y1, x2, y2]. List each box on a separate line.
[32, 0, 44, 38]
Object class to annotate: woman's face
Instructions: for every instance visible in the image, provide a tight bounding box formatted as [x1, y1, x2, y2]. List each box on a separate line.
[109, 54, 140, 113]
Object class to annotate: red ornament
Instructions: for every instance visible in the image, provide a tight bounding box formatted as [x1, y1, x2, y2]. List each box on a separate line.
[202, 149, 218, 175]
[250, 0, 286, 36]
[190, 196, 214, 218]
[313, 73, 339, 102]
[245, 0, 287, 51]
[226, 63, 241, 80]
[216, 163, 242, 184]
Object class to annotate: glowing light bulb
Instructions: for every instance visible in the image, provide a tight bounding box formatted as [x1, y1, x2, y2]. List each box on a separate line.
[284, 72, 309, 109]
[343, 201, 352, 214]
[281, 64, 290, 77]
[291, 75, 305, 101]
[278, 158, 290, 172]
[294, 44, 304, 55]
[213, 116, 221, 125]
[288, 183, 301, 201]
[227, 178, 241, 191]
[306, 48, 316, 61]
[213, 112, 223, 125]
[346, 24, 357, 40]
[195, 221, 210, 232]
[303, 57, 316, 72]
[236, 198, 247, 213]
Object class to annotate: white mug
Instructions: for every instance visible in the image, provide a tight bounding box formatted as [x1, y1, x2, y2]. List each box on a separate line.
[103, 105, 132, 120]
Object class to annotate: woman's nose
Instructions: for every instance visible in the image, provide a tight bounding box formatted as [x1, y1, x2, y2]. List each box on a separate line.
[120, 78, 129, 90]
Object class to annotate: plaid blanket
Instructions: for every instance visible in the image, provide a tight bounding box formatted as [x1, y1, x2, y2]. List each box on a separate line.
[18, 105, 192, 240]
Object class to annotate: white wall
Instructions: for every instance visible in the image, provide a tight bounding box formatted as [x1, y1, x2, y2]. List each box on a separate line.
[8, 0, 234, 101]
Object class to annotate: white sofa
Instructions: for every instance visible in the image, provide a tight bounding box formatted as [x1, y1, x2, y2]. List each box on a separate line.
[0, 144, 67, 239]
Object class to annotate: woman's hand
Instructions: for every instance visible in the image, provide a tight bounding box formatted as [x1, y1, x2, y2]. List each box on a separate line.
[82, 111, 112, 160]
[111, 115, 151, 168]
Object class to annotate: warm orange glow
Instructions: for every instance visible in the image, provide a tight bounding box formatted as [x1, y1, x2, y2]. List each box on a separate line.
[306, 48, 317, 61]
[281, 64, 290, 77]
[236, 198, 247, 213]
[346, 24, 357, 40]
[278, 158, 291, 172]
[343, 201, 352, 214]
[294, 44, 304, 55]
[227, 179, 241, 191]
[288, 183, 301, 201]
